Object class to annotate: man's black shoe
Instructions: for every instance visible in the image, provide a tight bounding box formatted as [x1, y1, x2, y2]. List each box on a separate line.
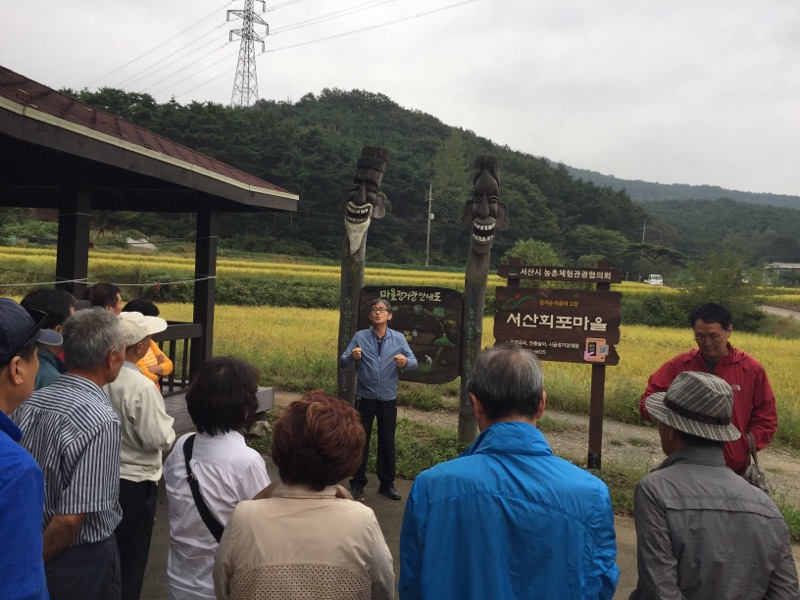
[348, 485, 364, 500]
[379, 486, 402, 501]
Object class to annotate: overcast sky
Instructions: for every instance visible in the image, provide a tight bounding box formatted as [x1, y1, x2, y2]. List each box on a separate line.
[2, 0, 799, 196]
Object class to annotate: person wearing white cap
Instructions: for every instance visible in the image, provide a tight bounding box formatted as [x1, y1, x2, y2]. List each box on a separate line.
[0, 298, 50, 599]
[630, 371, 799, 600]
[104, 311, 176, 600]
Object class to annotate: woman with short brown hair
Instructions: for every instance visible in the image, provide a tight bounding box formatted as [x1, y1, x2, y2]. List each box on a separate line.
[214, 391, 394, 600]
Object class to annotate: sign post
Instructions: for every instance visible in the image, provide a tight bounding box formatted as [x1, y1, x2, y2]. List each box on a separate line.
[494, 258, 622, 468]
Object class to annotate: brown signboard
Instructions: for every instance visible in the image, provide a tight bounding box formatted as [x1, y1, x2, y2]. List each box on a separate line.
[497, 264, 623, 284]
[360, 286, 462, 384]
[493, 287, 621, 365]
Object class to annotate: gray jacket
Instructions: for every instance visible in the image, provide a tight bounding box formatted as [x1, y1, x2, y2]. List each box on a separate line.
[630, 445, 799, 600]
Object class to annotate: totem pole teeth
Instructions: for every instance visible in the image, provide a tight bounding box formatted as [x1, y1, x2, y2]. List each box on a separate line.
[345, 201, 373, 224]
[471, 220, 496, 244]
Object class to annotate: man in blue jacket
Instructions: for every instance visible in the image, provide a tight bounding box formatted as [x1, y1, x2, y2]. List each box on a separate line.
[342, 297, 417, 501]
[399, 343, 619, 599]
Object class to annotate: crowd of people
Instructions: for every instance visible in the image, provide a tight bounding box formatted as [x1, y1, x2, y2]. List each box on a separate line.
[1, 286, 798, 600]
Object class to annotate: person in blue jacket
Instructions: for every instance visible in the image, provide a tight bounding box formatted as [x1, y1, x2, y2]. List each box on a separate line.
[0, 298, 50, 600]
[341, 298, 417, 501]
[399, 342, 619, 600]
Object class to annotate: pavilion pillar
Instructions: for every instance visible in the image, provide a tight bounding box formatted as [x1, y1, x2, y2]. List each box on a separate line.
[191, 207, 219, 378]
[55, 187, 91, 299]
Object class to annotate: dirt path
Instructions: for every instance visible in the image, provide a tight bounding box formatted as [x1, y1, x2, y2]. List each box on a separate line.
[762, 305, 800, 320]
[275, 391, 800, 507]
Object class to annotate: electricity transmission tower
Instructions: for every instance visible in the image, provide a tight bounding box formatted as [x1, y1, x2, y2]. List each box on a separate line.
[228, 0, 269, 107]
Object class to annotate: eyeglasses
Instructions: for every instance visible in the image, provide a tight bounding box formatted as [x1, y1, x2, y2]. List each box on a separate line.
[1, 309, 47, 367]
[694, 333, 723, 342]
[370, 307, 389, 314]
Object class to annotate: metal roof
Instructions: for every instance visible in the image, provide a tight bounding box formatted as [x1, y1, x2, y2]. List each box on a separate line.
[0, 65, 298, 213]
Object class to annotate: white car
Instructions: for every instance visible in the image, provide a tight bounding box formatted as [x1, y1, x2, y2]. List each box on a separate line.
[644, 274, 663, 286]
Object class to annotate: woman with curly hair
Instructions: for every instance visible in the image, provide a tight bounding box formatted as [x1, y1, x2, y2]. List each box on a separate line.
[214, 390, 394, 600]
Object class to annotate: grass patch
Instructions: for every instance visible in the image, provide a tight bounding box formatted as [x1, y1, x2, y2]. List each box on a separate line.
[780, 506, 800, 543]
[627, 437, 652, 448]
[398, 383, 458, 411]
[537, 416, 571, 434]
[590, 463, 650, 515]
[395, 419, 470, 478]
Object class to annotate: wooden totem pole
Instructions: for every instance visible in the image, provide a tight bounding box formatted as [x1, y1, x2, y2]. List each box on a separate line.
[458, 155, 509, 442]
[337, 146, 388, 405]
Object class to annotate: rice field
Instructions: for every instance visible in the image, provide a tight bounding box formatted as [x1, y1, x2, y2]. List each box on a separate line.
[2, 247, 799, 446]
[154, 302, 800, 449]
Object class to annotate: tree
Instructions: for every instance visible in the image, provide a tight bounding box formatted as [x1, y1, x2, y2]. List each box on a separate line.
[678, 252, 764, 331]
[565, 225, 629, 267]
[430, 131, 470, 261]
[501, 239, 560, 266]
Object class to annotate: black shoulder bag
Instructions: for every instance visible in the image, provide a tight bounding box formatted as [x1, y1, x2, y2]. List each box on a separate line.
[183, 434, 224, 542]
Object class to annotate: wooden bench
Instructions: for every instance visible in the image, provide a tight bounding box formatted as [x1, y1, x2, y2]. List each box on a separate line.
[165, 386, 275, 433]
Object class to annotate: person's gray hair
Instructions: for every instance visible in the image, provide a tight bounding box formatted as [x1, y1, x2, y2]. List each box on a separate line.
[466, 343, 544, 421]
[62, 307, 125, 370]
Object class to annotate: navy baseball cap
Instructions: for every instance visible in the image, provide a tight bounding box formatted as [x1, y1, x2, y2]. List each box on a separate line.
[0, 298, 62, 366]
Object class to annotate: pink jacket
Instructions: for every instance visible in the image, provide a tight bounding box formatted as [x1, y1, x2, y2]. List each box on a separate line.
[641, 343, 777, 474]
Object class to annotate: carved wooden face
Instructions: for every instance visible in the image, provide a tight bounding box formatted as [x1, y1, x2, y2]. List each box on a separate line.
[343, 167, 387, 256]
[461, 174, 509, 255]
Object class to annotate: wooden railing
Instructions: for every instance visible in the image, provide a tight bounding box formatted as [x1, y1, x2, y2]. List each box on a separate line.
[153, 322, 204, 397]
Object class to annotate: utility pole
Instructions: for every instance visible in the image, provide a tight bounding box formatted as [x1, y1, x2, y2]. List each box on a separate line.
[639, 221, 646, 281]
[425, 185, 433, 266]
[228, 0, 268, 107]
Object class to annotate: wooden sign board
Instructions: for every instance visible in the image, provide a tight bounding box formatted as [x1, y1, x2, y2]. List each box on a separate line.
[497, 264, 623, 284]
[360, 286, 462, 384]
[493, 287, 621, 365]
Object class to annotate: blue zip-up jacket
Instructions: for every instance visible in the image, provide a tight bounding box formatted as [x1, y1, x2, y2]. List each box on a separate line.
[399, 421, 619, 600]
[340, 327, 418, 400]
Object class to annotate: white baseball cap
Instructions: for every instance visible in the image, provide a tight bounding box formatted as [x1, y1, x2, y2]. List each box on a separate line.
[119, 311, 167, 346]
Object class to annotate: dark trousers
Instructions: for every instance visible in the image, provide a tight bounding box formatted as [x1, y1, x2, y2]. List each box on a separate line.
[115, 478, 158, 600]
[46, 535, 121, 600]
[350, 397, 397, 489]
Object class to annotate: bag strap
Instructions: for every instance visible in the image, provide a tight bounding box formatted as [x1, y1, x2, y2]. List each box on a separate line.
[746, 432, 759, 466]
[183, 434, 224, 543]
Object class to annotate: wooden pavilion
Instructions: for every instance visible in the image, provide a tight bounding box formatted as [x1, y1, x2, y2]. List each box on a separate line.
[0, 65, 299, 424]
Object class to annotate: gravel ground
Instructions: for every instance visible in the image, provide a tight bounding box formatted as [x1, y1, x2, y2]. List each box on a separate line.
[395, 402, 800, 507]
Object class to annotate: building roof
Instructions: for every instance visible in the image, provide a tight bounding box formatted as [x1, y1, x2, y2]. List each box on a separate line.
[0, 65, 298, 213]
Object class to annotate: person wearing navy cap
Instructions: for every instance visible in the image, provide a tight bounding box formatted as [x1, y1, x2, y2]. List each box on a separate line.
[0, 297, 51, 599]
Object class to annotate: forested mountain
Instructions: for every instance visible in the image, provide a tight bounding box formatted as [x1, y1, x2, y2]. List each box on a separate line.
[566, 166, 800, 209]
[642, 198, 800, 263]
[66, 87, 650, 269]
[57, 87, 799, 269]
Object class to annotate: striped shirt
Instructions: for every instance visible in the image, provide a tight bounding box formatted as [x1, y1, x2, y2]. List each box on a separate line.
[12, 373, 122, 545]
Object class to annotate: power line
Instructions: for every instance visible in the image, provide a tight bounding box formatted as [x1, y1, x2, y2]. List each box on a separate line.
[149, 46, 239, 96]
[88, 1, 236, 86]
[270, 0, 390, 35]
[262, 0, 478, 54]
[115, 22, 230, 89]
[174, 0, 478, 99]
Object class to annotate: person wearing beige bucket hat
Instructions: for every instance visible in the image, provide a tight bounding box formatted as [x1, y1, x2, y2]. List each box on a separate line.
[630, 371, 799, 599]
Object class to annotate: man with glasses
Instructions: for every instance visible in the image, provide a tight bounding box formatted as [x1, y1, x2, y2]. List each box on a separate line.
[342, 297, 417, 501]
[0, 298, 56, 599]
[640, 303, 777, 474]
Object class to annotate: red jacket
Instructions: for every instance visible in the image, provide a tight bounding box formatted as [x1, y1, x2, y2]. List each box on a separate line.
[640, 343, 777, 474]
